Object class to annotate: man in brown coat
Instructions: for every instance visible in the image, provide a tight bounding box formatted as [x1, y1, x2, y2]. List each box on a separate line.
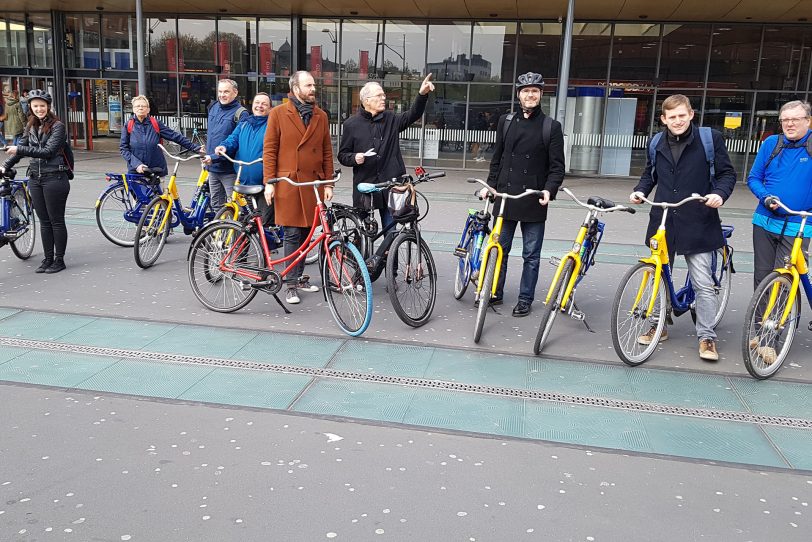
[263, 70, 334, 305]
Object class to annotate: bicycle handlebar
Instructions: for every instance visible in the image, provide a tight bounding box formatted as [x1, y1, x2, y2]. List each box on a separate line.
[158, 143, 205, 162]
[562, 187, 635, 214]
[266, 170, 341, 187]
[215, 152, 263, 167]
[631, 192, 706, 209]
[357, 169, 446, 193]
[467, 177, 545, 201]
[763, 196, 812, 217]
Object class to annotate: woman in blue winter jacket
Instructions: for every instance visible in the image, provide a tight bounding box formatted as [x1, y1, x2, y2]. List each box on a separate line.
[214, 92, 273, 224]
[119, 95, 204, 176]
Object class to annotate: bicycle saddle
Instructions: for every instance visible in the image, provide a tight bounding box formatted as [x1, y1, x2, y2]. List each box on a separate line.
[234, 184, 264, 196]
[587, 196, 616, 209]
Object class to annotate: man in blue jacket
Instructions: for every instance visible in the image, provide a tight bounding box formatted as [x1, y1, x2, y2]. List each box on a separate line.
[747, 100, 812, 289]
[214, 92, 272, 224]
[205, 78, 249, 210]
[631, 94, 737, 362]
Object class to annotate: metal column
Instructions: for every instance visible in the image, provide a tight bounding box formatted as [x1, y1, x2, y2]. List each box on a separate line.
[136, 0, 146, 94]
[555, 0, 575, 126]
[50, 10, 67, 119]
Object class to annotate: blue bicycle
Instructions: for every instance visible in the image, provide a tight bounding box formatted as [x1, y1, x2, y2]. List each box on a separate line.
[95, 168, 164, 247]
[452, 189, 492, 300]
[0, 167, 36, 259]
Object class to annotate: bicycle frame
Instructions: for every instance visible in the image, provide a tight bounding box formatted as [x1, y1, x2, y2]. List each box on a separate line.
[544, 211, 603, 311]
[0, 179, 30, 238]
[216, 154, 263, 223]
[760, 216, 812, 327]
[476, 207, 508, 298]
[146, 146, 209, 234]
[455, 197, 492, 278]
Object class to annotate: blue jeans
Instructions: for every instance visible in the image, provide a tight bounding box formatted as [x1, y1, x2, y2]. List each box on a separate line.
[495, 219, 546, 304]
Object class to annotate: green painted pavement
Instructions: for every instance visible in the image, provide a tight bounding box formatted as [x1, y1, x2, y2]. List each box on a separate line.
[0, 309, 809, 470]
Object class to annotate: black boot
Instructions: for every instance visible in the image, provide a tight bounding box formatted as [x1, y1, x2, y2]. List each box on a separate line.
[35, 257, 54, 273]
[44, 257, 66, 274]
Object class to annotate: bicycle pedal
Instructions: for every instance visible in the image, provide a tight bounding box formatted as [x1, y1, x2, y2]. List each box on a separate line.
[549, 256, 561, 267]
[453, 247, 468, 258]
[239, 281, 252, 291]
[570, 309, 585, 321]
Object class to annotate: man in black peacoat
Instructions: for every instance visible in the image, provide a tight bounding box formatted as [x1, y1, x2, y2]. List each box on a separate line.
[631, 94, 736, 362]
[485, 72, 565, 317]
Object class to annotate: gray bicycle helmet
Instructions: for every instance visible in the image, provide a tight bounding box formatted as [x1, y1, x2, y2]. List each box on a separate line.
[27, 89, 52, 105]
[516, 72, 544, 90]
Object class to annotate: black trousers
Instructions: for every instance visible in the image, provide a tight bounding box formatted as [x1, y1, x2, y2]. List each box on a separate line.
[752, 224, 810, 289]
[28, 173, 70, 260]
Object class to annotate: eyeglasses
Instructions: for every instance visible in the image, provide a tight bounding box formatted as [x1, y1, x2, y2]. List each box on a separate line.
[779, 117, 809, 125]
[368, 93, 386, 100]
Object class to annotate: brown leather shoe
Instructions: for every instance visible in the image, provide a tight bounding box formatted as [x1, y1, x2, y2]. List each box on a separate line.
[699, 339, 719, 362]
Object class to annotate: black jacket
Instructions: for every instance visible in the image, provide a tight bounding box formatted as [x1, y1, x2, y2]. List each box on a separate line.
[338, 93, 429, 209]
[487, 108, 565, 222]
[634, 124, 737, 255]
[2, 121, 69, 179]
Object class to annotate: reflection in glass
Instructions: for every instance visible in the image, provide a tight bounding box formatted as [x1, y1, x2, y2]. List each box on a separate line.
[29, 14, 53, 69]
[180, 74, 216, 115]
[516, 22, 561, 86]
[103, 14, 136, 70]
[216, 18, 254, 76]
[304, 19, 339, 80]
[468, 85, 513, 167]
[569, 23, 611, 83]
[341, 20, 384, 79]
[146, 17, 176, 72]
[423, 83, 467, 168]
[472, 22, 517, 83]
[177, 18, 216, 73]
[65, 15, 100, 69]
[708, 25, 761, 88]
[659, 25, 711, 88]
[759, 26, 812, 91]
[610, 23, 659, 84]
[382, 21, 426, 81]
[426, 22, 473, 82]
[703, 91, 753, 174]
[257, 19, 292, 81]
[0, 14, 28, 67]
[147, 73, 178, 115]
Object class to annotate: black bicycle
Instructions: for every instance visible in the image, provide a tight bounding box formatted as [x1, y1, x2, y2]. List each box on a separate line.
[354, 168, 445, 327]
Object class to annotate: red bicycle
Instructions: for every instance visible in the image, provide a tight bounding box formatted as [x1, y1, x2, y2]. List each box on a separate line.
[187, 170, 373, 336]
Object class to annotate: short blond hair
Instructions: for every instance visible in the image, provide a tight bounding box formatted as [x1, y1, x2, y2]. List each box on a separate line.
[661, 94, 693, 114]
[132, 95, 150, 107]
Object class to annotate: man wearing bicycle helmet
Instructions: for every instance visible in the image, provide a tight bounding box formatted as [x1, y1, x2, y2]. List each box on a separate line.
[630, 94, 736, 362]
[483, 72, 565, 317]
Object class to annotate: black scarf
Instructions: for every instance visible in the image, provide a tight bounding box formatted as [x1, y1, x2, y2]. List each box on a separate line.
[290, 95, 314, 127]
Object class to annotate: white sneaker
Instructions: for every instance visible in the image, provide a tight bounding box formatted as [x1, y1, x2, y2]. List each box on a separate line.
[298, 280, 319, 293]
[285, 288, 300, 304]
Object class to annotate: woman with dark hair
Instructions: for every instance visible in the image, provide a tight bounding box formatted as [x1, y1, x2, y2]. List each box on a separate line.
[1, 89, 71, 273]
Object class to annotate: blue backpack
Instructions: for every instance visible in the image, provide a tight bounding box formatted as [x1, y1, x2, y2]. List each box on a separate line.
[648, 126, 715, 180]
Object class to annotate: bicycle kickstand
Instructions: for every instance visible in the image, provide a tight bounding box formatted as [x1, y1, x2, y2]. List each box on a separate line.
[272, 294, 292, 314]
[570, 302, 595, 333]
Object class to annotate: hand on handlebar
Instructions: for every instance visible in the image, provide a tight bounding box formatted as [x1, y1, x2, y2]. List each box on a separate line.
[704, 193, 724, 208]
[201, 155, 213, 165]
[136, 164, 148, 174]
[629, 191, 645, 204]
[538, 190, 551, 206]
[479, 187, 490, 200]
[214, 146, 227, 156]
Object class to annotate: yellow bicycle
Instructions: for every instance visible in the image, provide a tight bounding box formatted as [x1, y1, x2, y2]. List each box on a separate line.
[467, 178, 546, 344]
[534, 187, 635, 354]
[133, 145, 210, 268]
[212, 153, 263, 223]
[742, 196, 812, 379]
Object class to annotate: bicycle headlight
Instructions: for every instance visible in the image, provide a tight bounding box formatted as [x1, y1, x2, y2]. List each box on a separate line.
[649, 238, 659, 250]
[571, 242, 581, 254]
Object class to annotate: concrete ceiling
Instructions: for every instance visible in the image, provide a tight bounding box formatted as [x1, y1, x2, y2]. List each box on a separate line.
[2, 0, 811, 22]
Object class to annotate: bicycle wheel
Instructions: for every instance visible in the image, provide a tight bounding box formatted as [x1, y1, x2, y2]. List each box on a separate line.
[742, 272, 798, 379]
[534, 259, 574, 355]
[304, 224, 323, 265]
[386, 231, 437, 327]
[611, 262, 667, 366]
[453, 225, 475, 300]
[710, 245, 733, 328]
[473, 248, 498, 344]
[322, 240, 373, 336]
[215, 205, 238, 222]
[9, 187, 36, 259]
[134, 197, 171, 269]
[96, 184, 140, 247]
[188, 221, 262, 313]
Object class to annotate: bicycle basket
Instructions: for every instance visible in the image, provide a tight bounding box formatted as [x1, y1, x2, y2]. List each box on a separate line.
[388, 185, 419, 223]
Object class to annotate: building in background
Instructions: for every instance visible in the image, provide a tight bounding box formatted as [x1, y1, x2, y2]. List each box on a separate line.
[1, 3, 809, 177]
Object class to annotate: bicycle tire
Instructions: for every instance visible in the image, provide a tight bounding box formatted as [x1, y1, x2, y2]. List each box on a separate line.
[188, 221, 262, 312]
[611, 262, 667, 366]
[386, 231, 437, 327]
[742, 271, 798, 379]
[304, 224, 323, 265]
[474, 248, 498, 344]
[215, 204, 239, 223]
[710, 245, 733, 328]
[453, 224, 475, 300]
[9, 186, 36, 260]
[534, 259, 574, 355]
[416, 190, 430, 222]
[96, 183, 141, 247]
[322, 240, 373, 336]
[134, 197, 171, 269]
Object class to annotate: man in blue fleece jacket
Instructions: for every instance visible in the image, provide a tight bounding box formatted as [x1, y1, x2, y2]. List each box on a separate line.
[747, 100, 812, 288]
[205, 78, 249, 211]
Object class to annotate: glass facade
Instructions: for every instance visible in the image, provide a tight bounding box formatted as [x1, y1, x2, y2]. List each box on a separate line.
[1, 12, 809, 175]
